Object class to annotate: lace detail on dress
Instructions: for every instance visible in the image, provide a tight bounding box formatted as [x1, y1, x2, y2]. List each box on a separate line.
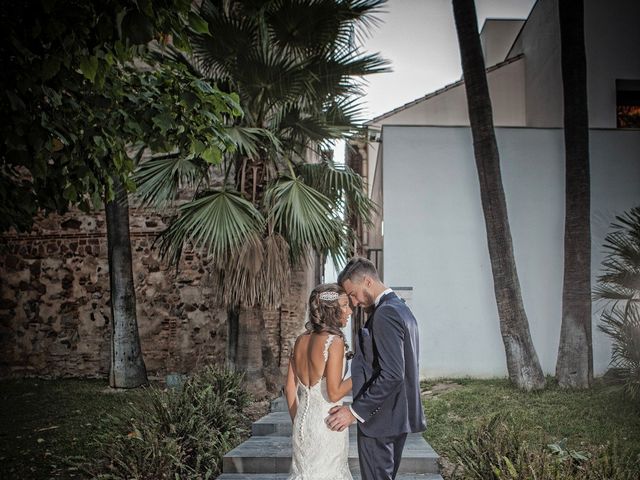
[323, 334, 336, 362]
[288, 334, 352, 480]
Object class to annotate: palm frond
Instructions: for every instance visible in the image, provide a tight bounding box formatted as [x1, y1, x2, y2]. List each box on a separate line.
[207, 233, 291, 307]
[598, 305, 640, 401]
[240, 48, 312, 116]
[322, 96, 369, 135]
[297, 160, 377, 227]
[596, 206, 640, 402]
[223, 126, 282, 159]
[264, 175, 347, 265]
[191, 2, 258, 81]
[266, 0, 346, 53]
[595, 207, 640, 303]
[158, 188, 265, 265]
[611, 207, 640, 243]
[133, 153, 208, 209]
[311, 50, 391, 98]
[601, 233, 640, 274]
[264, 0, 387, 58]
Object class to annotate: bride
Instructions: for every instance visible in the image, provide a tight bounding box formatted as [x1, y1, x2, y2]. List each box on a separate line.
[285, 283, 354, 480]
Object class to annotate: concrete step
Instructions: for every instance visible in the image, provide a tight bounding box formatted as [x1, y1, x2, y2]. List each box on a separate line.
[270, 396, 287, 413]
[222, 433, 439, 475]
[218, 474, 444, 480]
[252, 411, 357, 436]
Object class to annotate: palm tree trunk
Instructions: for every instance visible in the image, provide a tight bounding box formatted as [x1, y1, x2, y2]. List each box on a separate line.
[227, 153, 271, 395]
[556, 0, 593, 388]
[234, 306, 267, 395]
[452, 0, 545, 390]
[105, 176, 148, 388]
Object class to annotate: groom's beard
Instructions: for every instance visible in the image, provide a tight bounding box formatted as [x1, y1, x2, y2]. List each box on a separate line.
[363, 290, 375, 308]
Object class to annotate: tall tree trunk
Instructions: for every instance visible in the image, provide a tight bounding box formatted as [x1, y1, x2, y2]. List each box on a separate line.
[556, 0, 592, 388]
[452, 0, 545, 390]
[227, 307, 240, 371]
[105, 177, 148, 388]
[228, 155, 271, 395]
[233, 306, 267, 396]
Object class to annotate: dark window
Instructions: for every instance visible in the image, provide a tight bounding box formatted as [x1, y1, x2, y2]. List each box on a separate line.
[616, 80, 640, 128]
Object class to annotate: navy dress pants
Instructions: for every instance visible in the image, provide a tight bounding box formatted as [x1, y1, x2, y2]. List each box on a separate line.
[356, 429, 408, 480]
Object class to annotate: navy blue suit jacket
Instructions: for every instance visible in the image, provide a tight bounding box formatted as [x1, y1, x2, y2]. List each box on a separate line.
[350, 292, 427, 437]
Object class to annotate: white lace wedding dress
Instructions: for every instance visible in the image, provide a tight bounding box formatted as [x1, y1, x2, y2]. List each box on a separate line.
[288, 334, 353, 480]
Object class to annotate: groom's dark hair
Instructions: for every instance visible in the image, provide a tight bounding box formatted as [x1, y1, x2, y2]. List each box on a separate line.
[337, 257, 380, 285]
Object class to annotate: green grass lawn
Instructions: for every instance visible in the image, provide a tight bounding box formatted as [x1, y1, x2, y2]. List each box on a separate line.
[1, 377, 638, 479]
[0, 379, 146, 479]
[421, 377, 640, 467]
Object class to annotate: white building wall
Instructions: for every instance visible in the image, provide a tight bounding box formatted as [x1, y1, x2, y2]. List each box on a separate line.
[369, 58, 526, 128]
[590, 130, 640, 368]
[508, 0, 563, 127]
[382, 125, 640, 378]
[480, 19, 525, 67]
[584, 0, 640, 128]
[508, 0, 640, 128]
[365, 59, 528, 194]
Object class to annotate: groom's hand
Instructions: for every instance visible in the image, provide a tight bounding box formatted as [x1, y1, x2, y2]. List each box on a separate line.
[325, 405, 356, 432]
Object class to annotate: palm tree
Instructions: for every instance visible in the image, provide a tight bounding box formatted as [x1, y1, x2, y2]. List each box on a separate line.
[555, 0, 593, 388]
[452, 0, 545, 391]
[136, 0, 388, 393]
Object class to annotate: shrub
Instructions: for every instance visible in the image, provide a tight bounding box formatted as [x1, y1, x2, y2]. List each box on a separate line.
[599, 306, 640, 402]
[584, 442, 640, 480]
[450, 415, 640, 479]
[595, 207, 640, 403]
[450, 415, 571, 479]
[83, 366, 252, 479]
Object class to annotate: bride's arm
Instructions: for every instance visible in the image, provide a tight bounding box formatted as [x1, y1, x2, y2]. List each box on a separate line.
[284, 353, 298, 421]
[325, 338, 352, 403]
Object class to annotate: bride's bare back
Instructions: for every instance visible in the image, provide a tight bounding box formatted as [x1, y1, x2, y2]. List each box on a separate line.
[292, 333, 334, 387]
[285, 332, 352, 421]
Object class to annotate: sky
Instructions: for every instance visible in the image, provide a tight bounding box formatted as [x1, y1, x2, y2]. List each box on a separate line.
[359, 0, 537, 120]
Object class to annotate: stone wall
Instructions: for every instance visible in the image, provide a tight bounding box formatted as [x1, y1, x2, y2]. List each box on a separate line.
[0, 208, 312, 385]
[261, 262, 316, 390]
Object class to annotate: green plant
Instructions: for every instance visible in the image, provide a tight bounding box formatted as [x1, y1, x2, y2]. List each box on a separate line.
[83, 366, 251, 479]
[136, 0, 389, 307]
[595, 207, 640, 402]
[1, 0, 236, 231]
[584, 442, 640, 480]
[450, 415, 569, 479]
[547, 438, 589, 463]
[450, 414, 640, 479]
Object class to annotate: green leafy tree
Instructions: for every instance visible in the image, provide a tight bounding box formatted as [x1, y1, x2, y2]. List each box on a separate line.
[2, 0, 241, 387]
[136, 0, 388, 393]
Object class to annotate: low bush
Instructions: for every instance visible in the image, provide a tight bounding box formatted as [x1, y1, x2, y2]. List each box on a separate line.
[450, 414, 640, 479]
[82, 366, 251, 479]
[595, 206, 640, 404]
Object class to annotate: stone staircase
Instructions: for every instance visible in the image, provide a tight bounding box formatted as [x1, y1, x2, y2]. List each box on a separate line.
[217, 397, 443, 480]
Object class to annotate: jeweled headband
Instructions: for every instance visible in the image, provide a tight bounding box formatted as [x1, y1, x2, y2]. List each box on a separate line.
[318, 291, 340, 302]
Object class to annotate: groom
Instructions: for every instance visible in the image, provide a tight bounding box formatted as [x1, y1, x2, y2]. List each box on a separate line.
[326, 257, 426, 480]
